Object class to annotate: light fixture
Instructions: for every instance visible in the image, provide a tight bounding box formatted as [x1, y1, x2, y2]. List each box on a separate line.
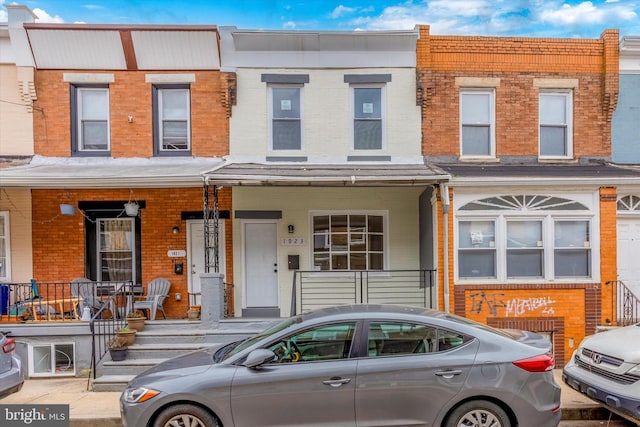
[288, 224, 295, 234]
[172, 226, 180, 234]
[59, 204, 75, 216]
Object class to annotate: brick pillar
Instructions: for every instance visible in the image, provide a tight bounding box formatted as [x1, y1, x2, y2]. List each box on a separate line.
[599, 187, 617, 324]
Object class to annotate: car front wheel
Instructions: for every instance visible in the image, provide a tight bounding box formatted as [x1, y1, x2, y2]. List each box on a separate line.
[153, 404, 220, 427]
[445, 400, 510, 427]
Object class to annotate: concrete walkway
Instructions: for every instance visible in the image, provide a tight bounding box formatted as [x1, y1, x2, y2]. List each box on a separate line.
[0, 370, 635, 426]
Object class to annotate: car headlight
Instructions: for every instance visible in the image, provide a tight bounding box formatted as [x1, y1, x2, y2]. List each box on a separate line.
[123, 387, 160, 403]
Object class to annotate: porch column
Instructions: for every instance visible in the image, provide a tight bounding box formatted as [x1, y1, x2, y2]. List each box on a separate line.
[199, 272, 225, 328]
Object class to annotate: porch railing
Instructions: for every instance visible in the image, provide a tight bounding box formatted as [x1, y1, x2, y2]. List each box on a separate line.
[291, 269, 437, 316]
[606, 280, 640, 326]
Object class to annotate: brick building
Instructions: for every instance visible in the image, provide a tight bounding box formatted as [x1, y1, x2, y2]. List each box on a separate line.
[1, 22, 235, 318]
[417, 26, 640, 364]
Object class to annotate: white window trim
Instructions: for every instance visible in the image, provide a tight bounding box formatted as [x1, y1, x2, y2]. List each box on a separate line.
[0, 212, 10, 281]
[77, 87, 110, 152]
[268, 84, 304, 152]
[454, 213, 598, 284]
[157, 87, 191, 152]
[459, 88, 496, 159]
[351, 84, 386, 151]
[308, 210, 389, 273]
[538, 90, 573, 159]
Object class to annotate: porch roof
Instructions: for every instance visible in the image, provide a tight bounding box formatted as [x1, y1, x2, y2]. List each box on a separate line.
[437, 162, 640, 187]
[0, 156, 224, 188]
[202, 162, 451, 186]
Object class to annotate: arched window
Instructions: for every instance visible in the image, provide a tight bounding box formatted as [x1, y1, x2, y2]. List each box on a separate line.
[617, 195, 640, 212]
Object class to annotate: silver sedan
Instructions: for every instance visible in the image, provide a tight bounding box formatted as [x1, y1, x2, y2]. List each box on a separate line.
[120, 304, 561, 427]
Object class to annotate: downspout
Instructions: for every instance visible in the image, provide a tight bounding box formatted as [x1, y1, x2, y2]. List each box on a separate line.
[440, 183, 450, 313]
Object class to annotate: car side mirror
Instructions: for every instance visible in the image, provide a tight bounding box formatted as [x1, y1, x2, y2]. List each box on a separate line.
[242, 349, 277, 368]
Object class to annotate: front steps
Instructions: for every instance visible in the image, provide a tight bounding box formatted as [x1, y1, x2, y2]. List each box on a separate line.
[92, 318, 278, 392]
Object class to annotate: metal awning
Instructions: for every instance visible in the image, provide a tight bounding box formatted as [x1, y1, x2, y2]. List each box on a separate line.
[203, 162, 451, 187]
[0, 156, 224, 188]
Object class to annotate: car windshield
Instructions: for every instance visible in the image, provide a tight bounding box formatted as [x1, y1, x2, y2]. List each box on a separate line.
[219, 316, 302, 361]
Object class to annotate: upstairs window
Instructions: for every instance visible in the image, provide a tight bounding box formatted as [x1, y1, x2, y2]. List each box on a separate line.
[353, 87, 383, 150]
[460, 89, 495, 157]
[71, 86, 110, 155]
[270, 86, 302, 150]
[153, 85, 191, 155]
[539, 91, 572, 158]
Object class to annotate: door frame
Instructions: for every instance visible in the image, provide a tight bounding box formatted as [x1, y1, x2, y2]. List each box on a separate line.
[240, 219, 280, 316]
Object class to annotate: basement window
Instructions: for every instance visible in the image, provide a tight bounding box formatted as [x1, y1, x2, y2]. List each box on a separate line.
[28, 343, 75, 377]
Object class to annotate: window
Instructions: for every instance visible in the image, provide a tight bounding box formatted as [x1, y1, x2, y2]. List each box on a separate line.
[29, 343, 75, 376]
[456, 195, 594, 281]
[460, 89, 494, 157]
[98, 219, 135, 282]
[458, 220, 496, 278]
[267, 322, 356, 363]
[367, 322, 466, 357]
[270, 86, 302, 150]
[539, 91, 572, 157]
[353, 87, 383, 150]
[312, 213, 385, 271]
[153, 85, 190, 154]
[81, 201, 142, 284]
[71, 86, 110, 154]
[507, 221, 543, 278]
[0, 212, 9, 281]
[554, 220, 590, 277]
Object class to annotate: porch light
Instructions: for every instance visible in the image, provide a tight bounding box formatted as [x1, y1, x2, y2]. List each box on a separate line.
[59, 204, 75, 216]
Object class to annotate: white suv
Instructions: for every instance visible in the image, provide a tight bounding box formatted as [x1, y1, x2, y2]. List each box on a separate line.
[0, 331, 25, 399]
[563, 324, 640, 424]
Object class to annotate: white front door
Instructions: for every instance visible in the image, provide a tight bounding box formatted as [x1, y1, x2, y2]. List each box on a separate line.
[243, 222, 279, 311]
[617, 217, 640, 297]
[188, 220, 226, 306]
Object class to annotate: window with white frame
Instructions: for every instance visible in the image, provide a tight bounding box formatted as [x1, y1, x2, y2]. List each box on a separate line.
[460, 89, 495, 157]
[72, 86, 110, 154]
[312, 213, 385, 271]
[153, 85, 191, 154]
[270, 86, 302, 150]
[353, 86, 383, 150]
[456, 195, 593, 281]
[0, 212, 9, 281]
[539, 91, 572, 158]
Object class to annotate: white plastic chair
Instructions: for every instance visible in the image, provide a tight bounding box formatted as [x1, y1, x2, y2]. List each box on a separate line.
[134, 278, 171, 320]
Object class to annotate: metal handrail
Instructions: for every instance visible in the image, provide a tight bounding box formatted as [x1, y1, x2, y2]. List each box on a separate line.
[606, 280, 640, 326]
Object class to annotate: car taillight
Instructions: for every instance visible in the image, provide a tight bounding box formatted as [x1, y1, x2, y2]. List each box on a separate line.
[513, 353, 555, 372]
[2, 338, 16, 354]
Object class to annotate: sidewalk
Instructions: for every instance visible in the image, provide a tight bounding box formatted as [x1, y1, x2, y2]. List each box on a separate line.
[0, 370, 629, 426]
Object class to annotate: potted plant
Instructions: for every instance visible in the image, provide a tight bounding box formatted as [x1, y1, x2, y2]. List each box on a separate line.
[187, 305, 201, 321]
[126, 310, 146, 331]
[115, 326, 136, 346]
[108, 336, 128, 361]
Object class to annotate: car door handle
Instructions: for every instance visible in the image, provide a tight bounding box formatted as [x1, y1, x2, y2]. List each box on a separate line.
[435, 370, 462, 378]
[322, 377, 351, 388]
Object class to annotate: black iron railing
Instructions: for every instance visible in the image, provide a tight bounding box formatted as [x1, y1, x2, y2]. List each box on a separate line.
[607, 280, 640, 326]
[291, 269, 437, 316]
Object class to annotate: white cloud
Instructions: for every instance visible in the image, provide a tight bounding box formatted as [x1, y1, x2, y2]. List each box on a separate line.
[540, 1, 636, 25]
[283, 20, 296, 29]
[330, 5, 357, 18]
[33, 8, 65, 23]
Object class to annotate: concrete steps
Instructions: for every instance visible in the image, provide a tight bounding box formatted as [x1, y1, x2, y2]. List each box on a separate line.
[92, 318, 278, 392]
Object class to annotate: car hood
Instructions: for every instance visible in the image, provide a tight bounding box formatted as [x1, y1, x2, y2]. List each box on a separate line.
[580, 324, 640, 363]
[500, 329, 552, 352]
[128, 344, 224, 387]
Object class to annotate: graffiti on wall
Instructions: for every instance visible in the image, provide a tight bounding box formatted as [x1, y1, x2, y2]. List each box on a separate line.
[469, 291, 557, 317]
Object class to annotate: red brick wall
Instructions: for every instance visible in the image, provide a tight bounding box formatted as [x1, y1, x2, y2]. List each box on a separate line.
[416, 26, 618, 159]
[33, 70, 231, 157]
[31, 187, 233, 319]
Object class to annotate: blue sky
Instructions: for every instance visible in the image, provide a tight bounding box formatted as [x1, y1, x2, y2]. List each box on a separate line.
[1, 0, 639, 38]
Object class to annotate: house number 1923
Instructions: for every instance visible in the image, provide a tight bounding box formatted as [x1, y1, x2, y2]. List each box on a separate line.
[281, 237, 305, 246]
